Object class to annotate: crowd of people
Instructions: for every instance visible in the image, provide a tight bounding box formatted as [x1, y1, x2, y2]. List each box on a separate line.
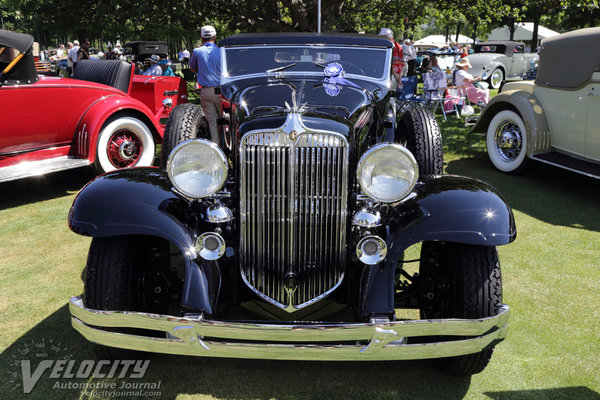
[379, 27, 490, 109]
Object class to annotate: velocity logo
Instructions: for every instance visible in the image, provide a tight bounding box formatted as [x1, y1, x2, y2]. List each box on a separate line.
[8, 339, 152, 395]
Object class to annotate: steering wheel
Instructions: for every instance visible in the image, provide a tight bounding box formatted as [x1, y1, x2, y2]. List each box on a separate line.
[337, 60, 366, 75]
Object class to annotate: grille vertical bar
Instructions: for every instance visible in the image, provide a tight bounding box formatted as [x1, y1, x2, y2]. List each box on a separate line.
[240, 131, 348, 311]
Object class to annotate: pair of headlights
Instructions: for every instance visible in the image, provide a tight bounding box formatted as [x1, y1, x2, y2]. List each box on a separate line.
[167, 139, 418, 203]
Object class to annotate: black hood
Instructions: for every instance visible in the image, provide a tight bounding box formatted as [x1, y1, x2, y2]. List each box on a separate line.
[223, 77, 386, 130]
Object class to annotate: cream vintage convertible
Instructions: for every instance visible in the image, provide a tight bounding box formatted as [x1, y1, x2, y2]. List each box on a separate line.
[471, 27, 600, 179]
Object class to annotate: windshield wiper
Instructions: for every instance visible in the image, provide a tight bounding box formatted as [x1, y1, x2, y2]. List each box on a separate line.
[266, 63, 296, 74]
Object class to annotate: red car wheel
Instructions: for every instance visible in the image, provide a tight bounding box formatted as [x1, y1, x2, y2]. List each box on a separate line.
[95, 116, 155, 173]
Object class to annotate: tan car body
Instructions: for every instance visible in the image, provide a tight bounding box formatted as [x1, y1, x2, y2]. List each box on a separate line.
[471, 28, 600, 176]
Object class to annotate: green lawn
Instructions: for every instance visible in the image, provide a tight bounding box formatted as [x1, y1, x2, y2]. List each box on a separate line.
[0, 111, 599, 400]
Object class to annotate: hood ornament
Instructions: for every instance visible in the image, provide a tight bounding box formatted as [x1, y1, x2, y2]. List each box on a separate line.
[323, 62, 359, 97]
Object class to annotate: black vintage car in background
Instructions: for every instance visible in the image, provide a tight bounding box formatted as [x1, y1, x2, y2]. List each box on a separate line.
[68, 33, 515, 376]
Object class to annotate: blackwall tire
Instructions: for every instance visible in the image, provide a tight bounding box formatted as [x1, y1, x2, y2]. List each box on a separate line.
[160, 104, 210, 169]
[398, 108, 444, 176]
[486, 110, 529, 174]
[94, 116, 155, 174]
[83, 237, 147, 358]
[489, 68, 504, 89]
[420, 242, 503, 376]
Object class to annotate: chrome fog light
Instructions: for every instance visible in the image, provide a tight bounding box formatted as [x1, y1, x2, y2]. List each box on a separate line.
[357, 143, 418, 203]
[356, 235, 387, 265]
[196, 232, 226, 260]
[167, 139, 228, 199]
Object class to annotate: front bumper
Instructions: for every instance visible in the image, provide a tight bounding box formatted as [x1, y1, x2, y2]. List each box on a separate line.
[69, 296, 509, 361]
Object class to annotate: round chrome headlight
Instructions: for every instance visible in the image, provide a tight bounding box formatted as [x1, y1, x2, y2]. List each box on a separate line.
[357, 143, 418, 203]
[167, 139, 228, 199]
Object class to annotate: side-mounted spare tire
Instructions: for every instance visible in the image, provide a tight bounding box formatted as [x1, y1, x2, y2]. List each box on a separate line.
[397, 108, 444, 176]
[160, 104, 210, 169]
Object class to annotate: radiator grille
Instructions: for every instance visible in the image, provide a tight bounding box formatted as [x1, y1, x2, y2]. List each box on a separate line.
[240, 131, 348, 311]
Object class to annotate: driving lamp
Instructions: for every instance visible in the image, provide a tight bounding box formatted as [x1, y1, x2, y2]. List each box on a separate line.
[357, 143, 418, 203]
[167, 139, 228, 199]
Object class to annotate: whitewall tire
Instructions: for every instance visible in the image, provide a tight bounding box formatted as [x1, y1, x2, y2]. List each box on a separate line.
[486, 110, 528, 173]
[95, 116, 155, 174]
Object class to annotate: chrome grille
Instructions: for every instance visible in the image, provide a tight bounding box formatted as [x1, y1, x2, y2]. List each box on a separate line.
[240, 131, 348, 311]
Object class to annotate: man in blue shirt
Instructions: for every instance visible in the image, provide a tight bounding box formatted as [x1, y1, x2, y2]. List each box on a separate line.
[190, 25, 222, 144]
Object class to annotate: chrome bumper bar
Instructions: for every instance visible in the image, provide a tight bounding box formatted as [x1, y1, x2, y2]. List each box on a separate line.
[69, 296, 509, 361]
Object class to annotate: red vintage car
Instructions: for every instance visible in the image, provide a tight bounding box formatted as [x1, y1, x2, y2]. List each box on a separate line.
[0, 30, 187, 183]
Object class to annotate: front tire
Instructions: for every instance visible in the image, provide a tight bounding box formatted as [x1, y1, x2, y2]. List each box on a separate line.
[397, 108, 444, 176]
[160, 104, 210, 169]
[420, 242, 503, 376]
[488, 68, 504, 89]
[486, 109, 529, 173]
[94, 116, 155, 174]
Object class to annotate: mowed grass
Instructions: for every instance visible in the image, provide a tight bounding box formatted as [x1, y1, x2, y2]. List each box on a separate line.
[0, 112, 599, 400]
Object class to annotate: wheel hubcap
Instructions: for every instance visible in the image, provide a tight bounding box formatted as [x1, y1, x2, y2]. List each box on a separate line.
[494, 122, 522, 162]
[491, 70, 502, 87]
[107, 130, 143, 168]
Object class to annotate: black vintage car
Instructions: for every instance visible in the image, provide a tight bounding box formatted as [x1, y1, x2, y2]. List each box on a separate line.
[68, 33, 515, 376]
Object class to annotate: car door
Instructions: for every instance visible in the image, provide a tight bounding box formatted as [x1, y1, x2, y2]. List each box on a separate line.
[584, 71, 600, 161]
[535, 84, 588, 157]
[0, 79, 96, 155]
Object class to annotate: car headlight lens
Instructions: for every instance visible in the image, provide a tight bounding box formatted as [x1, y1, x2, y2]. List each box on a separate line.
[167, 139, 228, 198]
[357, 143, 418, 203]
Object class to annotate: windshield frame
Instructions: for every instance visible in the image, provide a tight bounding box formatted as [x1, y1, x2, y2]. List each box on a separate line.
[221, 45, 392, 86]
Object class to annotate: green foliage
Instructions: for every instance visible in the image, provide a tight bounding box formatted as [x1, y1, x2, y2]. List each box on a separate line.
[4, 0, 600, 48]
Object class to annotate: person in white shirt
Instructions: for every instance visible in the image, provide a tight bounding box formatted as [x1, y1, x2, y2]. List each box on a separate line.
[66, 42, 73, 73]
[401, 39, 410, 76]
[404, 39, 417, 76]
[182, 48, 190, 67]
[69, 40, 80, 71]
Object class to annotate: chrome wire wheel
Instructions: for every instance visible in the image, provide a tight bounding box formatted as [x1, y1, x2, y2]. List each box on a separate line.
[107, 129, 143, 168]
[494, 121, 523, 162]
[486, 109, 528, 173]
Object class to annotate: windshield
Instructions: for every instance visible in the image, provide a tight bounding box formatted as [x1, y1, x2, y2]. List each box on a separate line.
[223, 45, 388, 80]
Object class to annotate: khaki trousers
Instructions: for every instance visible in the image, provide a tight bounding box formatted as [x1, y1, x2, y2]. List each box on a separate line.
[200, 87, 222, 144]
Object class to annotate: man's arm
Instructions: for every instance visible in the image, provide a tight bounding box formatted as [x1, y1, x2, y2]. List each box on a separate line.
[189, 50, 197, 72]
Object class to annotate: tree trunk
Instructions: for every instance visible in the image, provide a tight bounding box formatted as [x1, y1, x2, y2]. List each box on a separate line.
[472, 22, 478, 43]
[531, 16, 540, 52]
[445, 24, 450, 43]
[508, 20, 515, 41]
[455, 22, 461, 43]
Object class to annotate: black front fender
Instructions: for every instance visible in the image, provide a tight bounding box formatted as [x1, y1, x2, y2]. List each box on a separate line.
[69, 168, 217, 314]
[385, 175, 516, 260]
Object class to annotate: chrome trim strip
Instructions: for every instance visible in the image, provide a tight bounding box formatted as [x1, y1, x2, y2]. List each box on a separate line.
[0, 156, 91, 183]
[69, 296, 509, 361]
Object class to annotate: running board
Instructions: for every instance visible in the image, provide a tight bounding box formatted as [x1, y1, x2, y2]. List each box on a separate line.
[0, 156, 91, 183]
[531, 152, 600, 179]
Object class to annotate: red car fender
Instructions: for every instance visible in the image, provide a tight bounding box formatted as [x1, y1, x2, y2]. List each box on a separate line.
[73, 94, 162, 163]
